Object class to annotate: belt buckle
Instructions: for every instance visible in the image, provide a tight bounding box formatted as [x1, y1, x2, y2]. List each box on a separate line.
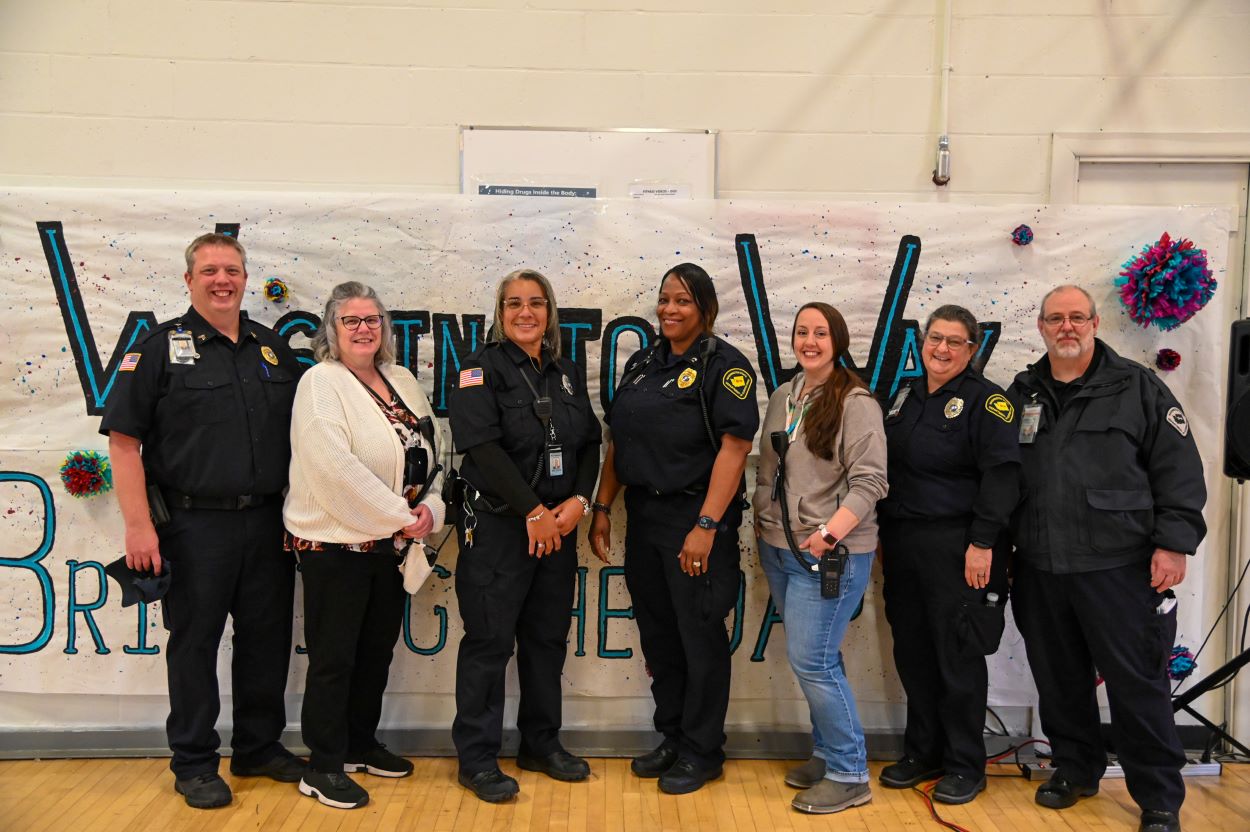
[236, 495, 253, 510]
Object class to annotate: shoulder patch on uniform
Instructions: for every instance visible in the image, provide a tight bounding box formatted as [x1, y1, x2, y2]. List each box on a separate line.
[119, 352, 142, 372]
[459, 367, 484, 389]
[722, 368, 753, 400]
[1166, 406, 1189, 437]
[985, 393, 1015, 423]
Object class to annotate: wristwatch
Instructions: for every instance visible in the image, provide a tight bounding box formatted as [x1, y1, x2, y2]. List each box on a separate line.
[574, 495, 591, 516]
[817, 524, 838, 546]
[970, 540, 993, 549]
[696, 515, 719, 530]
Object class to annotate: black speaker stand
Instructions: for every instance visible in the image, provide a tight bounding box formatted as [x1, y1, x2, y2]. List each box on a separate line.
[1171, 647, 1250, 758]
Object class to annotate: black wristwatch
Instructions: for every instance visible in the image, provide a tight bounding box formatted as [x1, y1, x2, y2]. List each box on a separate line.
[592, 501, 612, 516]
[970, 540, 993, 549]
[696, 515, 719, 530]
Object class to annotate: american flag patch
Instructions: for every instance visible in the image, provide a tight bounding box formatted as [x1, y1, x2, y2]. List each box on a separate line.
[119, 352, 142, 372]
[459, 368, 484, 388]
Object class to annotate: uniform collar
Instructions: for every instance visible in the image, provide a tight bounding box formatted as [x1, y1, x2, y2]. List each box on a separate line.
[499, 337, 555, 372]
[914, 364, 974, 399]
[181, 306, 256, 344]
[656, 333, 711, 368]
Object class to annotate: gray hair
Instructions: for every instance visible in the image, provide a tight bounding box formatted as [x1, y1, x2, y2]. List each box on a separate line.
[924, 304, 979, 344]
[1038, 284, 1098, 319]
[184, 232, 247, 273]
[311, 281, 397, 366]
[487, 268, 562, 358]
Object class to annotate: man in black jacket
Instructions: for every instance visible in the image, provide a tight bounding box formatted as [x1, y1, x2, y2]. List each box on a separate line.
[1007, 285, 1205, 832]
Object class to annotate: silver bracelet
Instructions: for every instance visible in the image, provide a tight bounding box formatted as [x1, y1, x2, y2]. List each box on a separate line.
[574, 495, 591, 516]
[526, 509, 545, 524]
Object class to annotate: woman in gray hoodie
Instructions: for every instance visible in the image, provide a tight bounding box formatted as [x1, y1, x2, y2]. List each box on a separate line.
[753, 302, 888, 815]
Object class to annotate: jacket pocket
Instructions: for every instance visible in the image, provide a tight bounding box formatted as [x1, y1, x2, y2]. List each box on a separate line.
[1085, 488, 1153, 551]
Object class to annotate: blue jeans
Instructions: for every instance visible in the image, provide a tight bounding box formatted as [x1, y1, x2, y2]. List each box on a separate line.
[759, 539, 873, 784]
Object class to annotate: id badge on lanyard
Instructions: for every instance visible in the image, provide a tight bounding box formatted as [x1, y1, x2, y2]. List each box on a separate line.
[1019, 402, 1042, 444]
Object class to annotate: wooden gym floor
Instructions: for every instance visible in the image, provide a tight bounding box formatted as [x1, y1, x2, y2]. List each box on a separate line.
[2, 757, 1249, 831]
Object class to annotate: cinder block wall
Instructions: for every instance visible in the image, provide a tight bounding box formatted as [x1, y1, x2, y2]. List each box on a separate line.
[3, 1, 1248, 198]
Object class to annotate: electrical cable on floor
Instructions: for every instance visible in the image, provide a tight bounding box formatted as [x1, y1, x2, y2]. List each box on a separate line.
[913, 779, 974, 832]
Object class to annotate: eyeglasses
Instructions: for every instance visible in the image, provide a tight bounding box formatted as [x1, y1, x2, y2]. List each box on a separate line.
[1041, 313, 1094, 328]
[924, 333, 974, 350]
[503, 298, 549, 311]
[339, 315, 384, 331]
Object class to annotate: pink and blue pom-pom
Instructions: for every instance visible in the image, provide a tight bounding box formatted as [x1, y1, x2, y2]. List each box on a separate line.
[60, 450, 113, 498]
[1168, 645, 1197, 681]
[1116, 232, 1216, 331]
[1011, 224, 1034, 246]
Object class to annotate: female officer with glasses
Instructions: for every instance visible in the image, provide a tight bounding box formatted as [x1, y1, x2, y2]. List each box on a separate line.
[875, 304, 1019, 806]
[448, 269, 602, 803]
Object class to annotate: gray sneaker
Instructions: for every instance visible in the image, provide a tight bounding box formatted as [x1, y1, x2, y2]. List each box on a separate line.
[791, 779, 872, 814]
[784, 756, 826, 789]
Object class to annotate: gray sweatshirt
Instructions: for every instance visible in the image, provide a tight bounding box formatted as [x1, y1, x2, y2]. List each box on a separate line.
[753, 374, 888, 555]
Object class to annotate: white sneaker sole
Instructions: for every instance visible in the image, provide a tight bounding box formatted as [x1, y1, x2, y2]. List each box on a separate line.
[343, 762, 413, 778]
[298, 778, 369, 809]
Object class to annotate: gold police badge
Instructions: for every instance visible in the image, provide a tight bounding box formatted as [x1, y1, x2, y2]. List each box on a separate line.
[677, 368, 697, 389]
[261, 346, 280, 366]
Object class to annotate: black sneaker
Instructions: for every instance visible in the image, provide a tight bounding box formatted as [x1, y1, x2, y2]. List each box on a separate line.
[878, 756, 944, 789]
[1035, 775, 1099, 809]
[230, 753, 308, 783]
[344, 745, 414, 778]
[932, 773, 986, 805]
[658, 757, 722, 795]
[516, 749, 591, 782]
[631, 744, 678, 778]
[174, 772, 232, 809]
[1139, 809, 1181, 832]
[299, 771, 370, 810]
[459, 768, 520, 803]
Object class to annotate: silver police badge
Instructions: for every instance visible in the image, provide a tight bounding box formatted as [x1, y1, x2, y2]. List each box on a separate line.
[944, 397, 964, 419]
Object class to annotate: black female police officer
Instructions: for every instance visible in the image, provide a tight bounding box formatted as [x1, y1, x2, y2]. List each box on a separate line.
[589, 263, 759, 795]
[448, 268, 603, 803]
[876, 304, 1020, 805]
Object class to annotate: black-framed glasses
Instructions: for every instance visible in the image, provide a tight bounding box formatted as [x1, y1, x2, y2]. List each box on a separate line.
[924, 332, 974, 350]
[503, 298, 549, 312]
[339, 315, 384, 331]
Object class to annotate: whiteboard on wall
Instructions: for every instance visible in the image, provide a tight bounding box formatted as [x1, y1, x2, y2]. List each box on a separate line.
[460, 126, 717, 199]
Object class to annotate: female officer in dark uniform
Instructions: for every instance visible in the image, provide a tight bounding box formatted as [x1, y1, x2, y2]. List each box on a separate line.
[588, 263, 759, 795]
[876, 304, 1019, 805]
[448, 268, 602, 803]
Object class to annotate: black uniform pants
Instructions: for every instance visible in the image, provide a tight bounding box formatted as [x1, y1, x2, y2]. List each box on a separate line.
[299, 547, 407, 773]
[880, 518, 1002, 779]
[158, 504, 295, 778]
[1012, 559, 1184, 813]
[452, 509, 577, 775]
[623, 490, 741, 770]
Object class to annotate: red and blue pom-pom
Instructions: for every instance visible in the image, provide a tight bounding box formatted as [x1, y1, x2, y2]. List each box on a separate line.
[1168, 645, 1197, 681]
[60, 450, 113, 498]
[1011, 224, 1034, 246]
[264, 277, 290, 304]
[1116, 232, 1216, 331]
[1156, 349, 1181, 371]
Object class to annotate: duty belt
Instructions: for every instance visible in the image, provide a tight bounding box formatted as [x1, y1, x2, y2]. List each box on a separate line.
[162, 489, 277, 511]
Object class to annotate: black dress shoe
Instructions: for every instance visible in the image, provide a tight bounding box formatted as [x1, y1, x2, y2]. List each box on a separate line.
[230, 753, 308, 783]
[517, 749, 591, 782]
[174, 772, 232, 809]
[932, 773, 986, 805]
[458, 768, 519, 803]
[878, 756, 944, 789]
[1140, 810, 1181, 832]
[658, 757, 722, 795]
[631, 744, 678, 778]
[1035, 775, 1099, 809]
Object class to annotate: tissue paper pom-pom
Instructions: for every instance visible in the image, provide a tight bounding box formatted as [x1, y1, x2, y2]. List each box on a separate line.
[1155, 349, 1181, 371]
[264, 277, 289, 303]
[1011, 224, 1034, 246]
[60, 450, 113, 498]
[1116, 233, 1216, 331]
[1168, 646, 1197, 681]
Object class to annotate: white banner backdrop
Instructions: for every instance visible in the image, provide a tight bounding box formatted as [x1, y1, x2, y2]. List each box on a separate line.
[0, 191, 1234, 718]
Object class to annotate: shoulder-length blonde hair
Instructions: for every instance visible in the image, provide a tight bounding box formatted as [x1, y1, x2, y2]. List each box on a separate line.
[487, 268, 562, 358]
[310, 281, 397, 366]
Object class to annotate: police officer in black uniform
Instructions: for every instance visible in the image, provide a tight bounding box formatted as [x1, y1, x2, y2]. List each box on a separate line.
[101, 233, 306, 809]
[589, 263, 759, 795]
[876, 304, 1019, 805]
[1007, 286, 1204, 832]
[448, 268, 602, 803]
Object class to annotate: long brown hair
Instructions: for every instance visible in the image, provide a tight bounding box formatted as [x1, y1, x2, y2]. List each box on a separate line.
[793, 302, 866, 460]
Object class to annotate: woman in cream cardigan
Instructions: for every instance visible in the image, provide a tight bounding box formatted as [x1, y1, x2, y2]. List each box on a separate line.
[753, 302, 888, 816]
[284, 281, 445, 810]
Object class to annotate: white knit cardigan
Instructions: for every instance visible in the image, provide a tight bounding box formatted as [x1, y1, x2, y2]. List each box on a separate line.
[284, 359, 446, 544]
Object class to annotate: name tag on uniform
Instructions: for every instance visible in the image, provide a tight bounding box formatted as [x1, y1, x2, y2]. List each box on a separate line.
[887, 387, 910, 419]
[548, 444, 565, 478]
[1019, 403, 1042, 444]
[168, 330, 198, 365]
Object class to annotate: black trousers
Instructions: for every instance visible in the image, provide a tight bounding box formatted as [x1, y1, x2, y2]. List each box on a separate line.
[158, 504, 295, 778]
[880, 518, 1003, 779]
[452, 510, 577, 775]
[299, 547, 407, 773]
[623, 490, 741, 769]
[1012, 559, 1185, 813]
